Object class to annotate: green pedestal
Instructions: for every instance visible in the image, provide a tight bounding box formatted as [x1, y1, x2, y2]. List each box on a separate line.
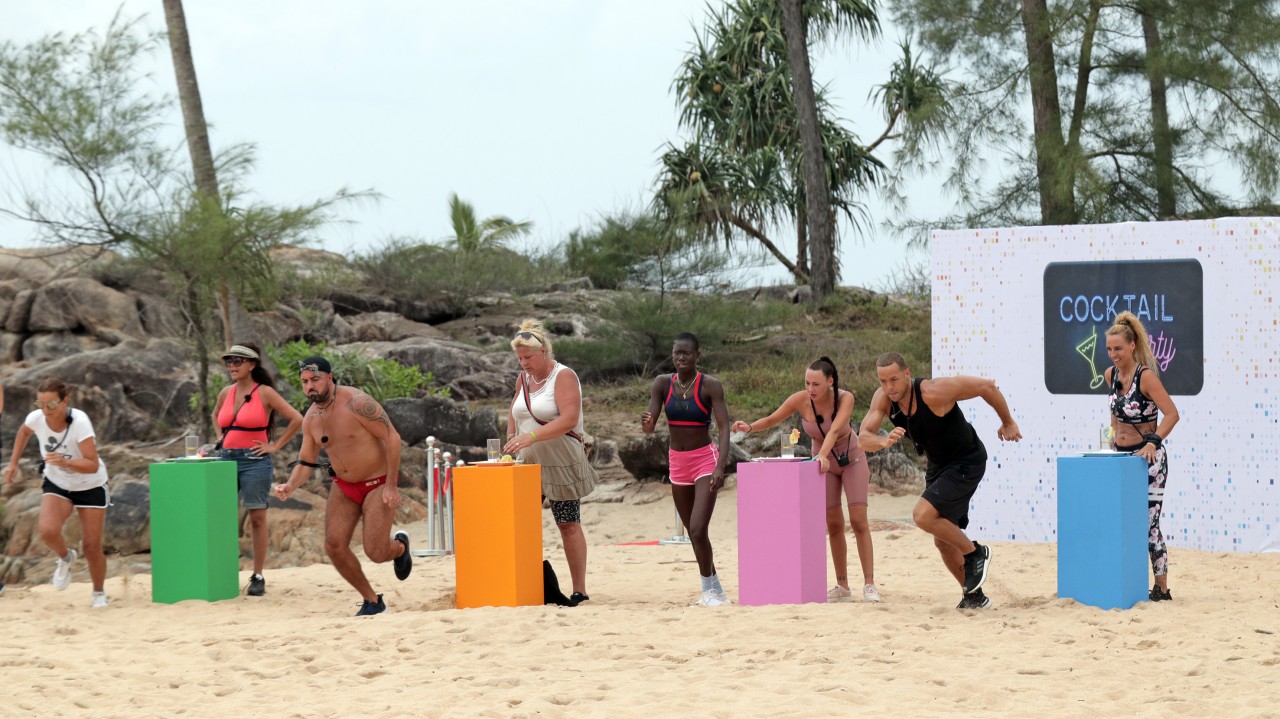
[148, 460, 239, 603]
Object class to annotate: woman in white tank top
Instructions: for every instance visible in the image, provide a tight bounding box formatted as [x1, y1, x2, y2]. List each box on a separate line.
[504, 319, 597, 606]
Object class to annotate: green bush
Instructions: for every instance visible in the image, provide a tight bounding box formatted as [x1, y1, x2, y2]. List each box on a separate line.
[564, 211, 736, 291]
[351, 236, 569, 313]
[267, 340, 450, 412]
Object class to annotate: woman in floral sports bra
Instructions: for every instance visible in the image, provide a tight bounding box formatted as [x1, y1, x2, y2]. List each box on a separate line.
[1105, 311, 1180, 602]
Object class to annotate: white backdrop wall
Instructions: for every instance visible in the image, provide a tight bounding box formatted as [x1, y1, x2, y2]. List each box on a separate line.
[930, 218, 1279, 553]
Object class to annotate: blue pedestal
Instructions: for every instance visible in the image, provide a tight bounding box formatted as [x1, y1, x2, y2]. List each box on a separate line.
[1056, 455, 1149, 609]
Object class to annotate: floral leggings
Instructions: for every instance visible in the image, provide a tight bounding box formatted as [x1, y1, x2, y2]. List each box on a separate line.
[1118, 441, 1169, 577]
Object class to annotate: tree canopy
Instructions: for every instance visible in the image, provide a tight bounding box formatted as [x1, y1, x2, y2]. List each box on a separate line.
[656, 0, 946, 294]
[886, 0, 1280, 233]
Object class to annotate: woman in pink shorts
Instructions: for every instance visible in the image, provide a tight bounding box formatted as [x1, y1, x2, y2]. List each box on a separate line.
[734, 357, 878, 603]
[641, 332, 732, 607]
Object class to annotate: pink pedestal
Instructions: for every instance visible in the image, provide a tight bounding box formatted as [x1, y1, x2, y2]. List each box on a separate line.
[736, 460, 827, 605]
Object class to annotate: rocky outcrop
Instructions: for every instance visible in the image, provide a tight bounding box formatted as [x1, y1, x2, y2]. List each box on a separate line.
[26, 277, 145, 342]
[1, 338, 199, 443]
[384, 396, 500, 447]
[866, 444, 926, 496]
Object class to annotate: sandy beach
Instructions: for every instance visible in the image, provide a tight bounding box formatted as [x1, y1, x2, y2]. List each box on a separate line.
[2, 489, 1278, 718]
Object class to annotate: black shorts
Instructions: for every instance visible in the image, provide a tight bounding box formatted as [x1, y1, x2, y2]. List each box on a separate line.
[921, 457, 986, 530]
[42, 478, 111, 509]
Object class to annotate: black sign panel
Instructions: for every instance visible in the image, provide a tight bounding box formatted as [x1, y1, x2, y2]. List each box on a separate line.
[1043, 259, 1203, 395]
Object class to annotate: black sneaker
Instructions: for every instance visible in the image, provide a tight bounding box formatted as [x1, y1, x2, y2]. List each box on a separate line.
[957, 588, 991, 610]
[1149, 586, 1172, 602]
[568, 592, 590, 607]
[393, 531, 412, 581]
[962, 542, 991, 594]
[355, 594, 386, 616]
[247, 574, 266, 597]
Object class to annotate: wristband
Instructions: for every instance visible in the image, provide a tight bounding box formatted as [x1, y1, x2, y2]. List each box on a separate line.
[1142, 433, 1163, 448]
[747, 422, 754, 432]
[529, 431, 538, 442]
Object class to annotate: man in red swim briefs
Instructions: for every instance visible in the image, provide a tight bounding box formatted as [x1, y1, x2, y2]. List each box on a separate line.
[274, 356, 412, 616]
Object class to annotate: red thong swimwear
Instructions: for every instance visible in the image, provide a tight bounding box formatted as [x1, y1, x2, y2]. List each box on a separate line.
[333, 475, 388, 505]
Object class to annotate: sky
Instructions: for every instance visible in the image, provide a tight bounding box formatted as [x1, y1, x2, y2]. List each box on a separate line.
[2, 1, 931, 289]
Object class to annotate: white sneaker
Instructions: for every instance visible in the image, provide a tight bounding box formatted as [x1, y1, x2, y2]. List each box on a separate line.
[827, 585, 853, 603]
[696, 589, 731, 607]
[52, 549, 77, 590]
[90, 591, 108, 609]
[863, 584, 882, 602]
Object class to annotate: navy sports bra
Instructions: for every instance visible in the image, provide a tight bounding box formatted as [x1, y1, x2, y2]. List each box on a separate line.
[665, 373, 712, 427]
[1109, 365, 1159, 425]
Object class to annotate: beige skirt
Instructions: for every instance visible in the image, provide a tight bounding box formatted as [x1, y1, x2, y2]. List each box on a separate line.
[518, 434, 597, 501]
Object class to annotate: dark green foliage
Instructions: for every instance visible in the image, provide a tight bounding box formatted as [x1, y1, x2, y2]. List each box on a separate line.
[350, 236, 569, 314]
[267, 340, 449, 412]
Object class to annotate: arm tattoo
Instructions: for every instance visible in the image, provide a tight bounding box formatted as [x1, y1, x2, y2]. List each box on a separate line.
[350, 396, 391, 429]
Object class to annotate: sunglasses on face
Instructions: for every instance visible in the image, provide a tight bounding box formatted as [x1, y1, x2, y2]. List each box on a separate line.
[224, 357, 248, 367]
[33, 399, 64, 410]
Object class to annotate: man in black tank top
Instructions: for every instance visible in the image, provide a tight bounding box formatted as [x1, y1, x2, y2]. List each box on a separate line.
[858, 352, 1022, 610]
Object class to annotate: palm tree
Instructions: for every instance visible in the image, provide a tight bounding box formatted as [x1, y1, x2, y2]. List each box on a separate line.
[661, 0, 897, 288]
[445, 193, 533, 253]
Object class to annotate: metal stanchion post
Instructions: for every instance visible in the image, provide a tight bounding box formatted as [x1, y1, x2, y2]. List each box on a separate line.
[439, 452, 453, 554]
[658, 475, 691, 545]
[445, 459, 460, 554]
[414, 437, 447, 558]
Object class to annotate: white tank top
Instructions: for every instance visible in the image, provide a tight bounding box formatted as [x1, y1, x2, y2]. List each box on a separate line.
[511, 363, 585, 435]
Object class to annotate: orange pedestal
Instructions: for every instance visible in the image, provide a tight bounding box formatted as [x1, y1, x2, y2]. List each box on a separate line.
[453, 463, 543, 608]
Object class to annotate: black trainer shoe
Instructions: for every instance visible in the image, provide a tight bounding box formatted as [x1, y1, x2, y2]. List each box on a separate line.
[1149, 586, 1172, 602]
[568, 592, 590, 607]
[356, 594, 386, 616]
[247, 574, 266, 597]
[393, 531, 412, 581]
[957, 588, 991, 610]
[962, 542, 991, 594]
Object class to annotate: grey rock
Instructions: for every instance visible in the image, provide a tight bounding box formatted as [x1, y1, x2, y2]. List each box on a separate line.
[379, 339, 506, 386]
[468, 407, 503, 446]
[27, 277, 145, 339]
[346, 311, 446, 343]
[250, 307, 308, 346]
[449, 371, 513, 400]
[21, 332, 113, 363]
[2, 338, 199, 443]
[867, 442, 925, 496]
[326, 288, 396, 315]
[618, 432, 670, 481]
[589, 438, 618, 466]
[102, 477, 152, 555]
[395, 297, 459, 325]
[136, 293, 185, 338]
[550, 277, 593, 292]
[384, 396, 474, 446]
[0, 331, 22, 364]
[4, 289, 34, 333]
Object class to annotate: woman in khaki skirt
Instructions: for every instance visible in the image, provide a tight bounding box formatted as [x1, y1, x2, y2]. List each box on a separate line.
[504, 319, 597, 606]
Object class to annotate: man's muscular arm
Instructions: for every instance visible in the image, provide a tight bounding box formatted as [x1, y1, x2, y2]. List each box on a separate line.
[350, 393, 402, 488]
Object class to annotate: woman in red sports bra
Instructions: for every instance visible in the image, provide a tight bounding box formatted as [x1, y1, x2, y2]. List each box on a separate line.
[734, 357, 878, 603]
[211, 343, 303, 597]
